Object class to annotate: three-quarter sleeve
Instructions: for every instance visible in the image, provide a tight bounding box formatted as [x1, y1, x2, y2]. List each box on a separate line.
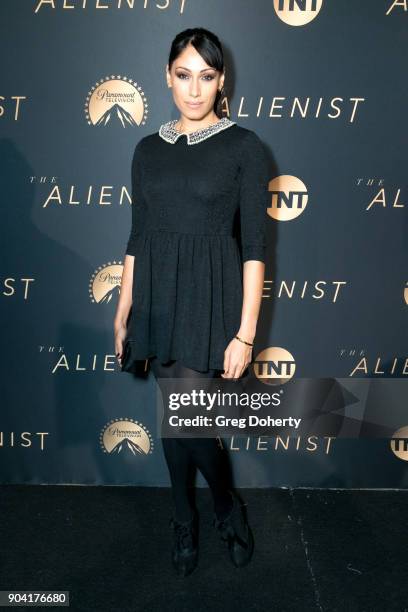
[238, 130, 270, 263]
[125, 139, 147, 256]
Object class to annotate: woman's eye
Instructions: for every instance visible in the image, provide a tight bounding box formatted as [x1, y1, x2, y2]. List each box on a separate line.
[176, 73, 215, 81]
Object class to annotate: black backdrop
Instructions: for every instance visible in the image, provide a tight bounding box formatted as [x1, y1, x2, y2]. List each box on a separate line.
[1, 0, 407, 487]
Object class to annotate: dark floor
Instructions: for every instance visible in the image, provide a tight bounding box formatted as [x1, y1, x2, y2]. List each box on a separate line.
[0, 486, 406, 612]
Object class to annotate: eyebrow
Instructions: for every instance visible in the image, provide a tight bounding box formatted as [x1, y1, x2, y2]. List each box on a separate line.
[175, 66, 216, 72]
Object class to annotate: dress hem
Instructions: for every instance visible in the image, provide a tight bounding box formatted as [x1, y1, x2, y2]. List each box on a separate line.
[128, 343, 226, 374]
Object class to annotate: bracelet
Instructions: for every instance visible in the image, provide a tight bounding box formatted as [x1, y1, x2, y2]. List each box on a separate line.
[235, 334, 254, 347]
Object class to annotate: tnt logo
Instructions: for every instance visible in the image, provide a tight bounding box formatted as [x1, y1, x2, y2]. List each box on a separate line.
[274, 0, 323, 26]
[253, 347, 296, 385]
[390, 427, 408, 461]
[267, 175, 308, 221]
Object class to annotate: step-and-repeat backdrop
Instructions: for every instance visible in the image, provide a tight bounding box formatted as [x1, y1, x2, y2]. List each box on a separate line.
[1, 1, 407, 487]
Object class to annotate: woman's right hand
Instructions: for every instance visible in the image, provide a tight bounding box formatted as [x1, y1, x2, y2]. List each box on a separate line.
[114, 255, 134, 366]
[114, 325, 127, 367]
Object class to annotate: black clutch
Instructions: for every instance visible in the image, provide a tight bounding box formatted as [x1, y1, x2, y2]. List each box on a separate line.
[120, 317, 150, 377]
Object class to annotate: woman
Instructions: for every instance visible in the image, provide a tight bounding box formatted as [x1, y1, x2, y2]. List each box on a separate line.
[114, 27, 269, 576]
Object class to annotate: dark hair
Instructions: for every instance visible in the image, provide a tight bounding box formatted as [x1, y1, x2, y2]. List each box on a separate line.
[168, 27, 225, 117]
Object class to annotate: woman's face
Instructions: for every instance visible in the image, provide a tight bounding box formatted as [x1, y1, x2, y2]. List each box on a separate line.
[166, 43, 224, 121]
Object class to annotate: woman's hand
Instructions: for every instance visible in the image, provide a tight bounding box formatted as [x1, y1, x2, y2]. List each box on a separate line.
[222, 337, 252, 379]
[114, 325, 127, 367]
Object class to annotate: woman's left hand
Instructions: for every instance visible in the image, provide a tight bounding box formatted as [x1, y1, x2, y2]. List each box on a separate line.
[222, 337, 252, 379]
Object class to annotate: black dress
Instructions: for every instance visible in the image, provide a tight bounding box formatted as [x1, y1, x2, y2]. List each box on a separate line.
[125, 117, 270, 372]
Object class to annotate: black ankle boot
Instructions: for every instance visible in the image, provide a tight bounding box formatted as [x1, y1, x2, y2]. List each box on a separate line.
[169, 510, 199, 576]
[213, 491, 254, 568]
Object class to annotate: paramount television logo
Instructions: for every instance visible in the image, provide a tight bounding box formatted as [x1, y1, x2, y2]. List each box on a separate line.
[84, 75, 148, 128]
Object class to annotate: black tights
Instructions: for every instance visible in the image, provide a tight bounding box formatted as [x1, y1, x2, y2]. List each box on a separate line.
[149, 356, 234, 523]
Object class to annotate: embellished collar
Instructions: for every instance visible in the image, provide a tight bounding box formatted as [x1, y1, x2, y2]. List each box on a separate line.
[158, 116, 236, 145]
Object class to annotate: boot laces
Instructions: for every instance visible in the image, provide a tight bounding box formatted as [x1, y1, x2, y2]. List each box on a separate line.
[214, 507, 248, 548]
[171, 518, 194, 550]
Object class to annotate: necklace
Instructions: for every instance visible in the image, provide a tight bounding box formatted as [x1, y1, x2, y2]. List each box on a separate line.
[159, 116, 236, 145]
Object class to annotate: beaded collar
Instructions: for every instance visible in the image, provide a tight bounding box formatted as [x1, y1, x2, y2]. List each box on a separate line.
[158, 116, 236, 145]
